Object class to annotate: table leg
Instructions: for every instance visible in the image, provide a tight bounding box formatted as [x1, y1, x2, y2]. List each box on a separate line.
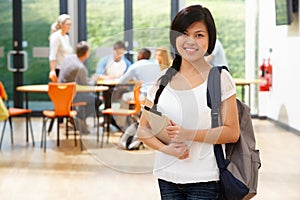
[25, 92, 29, 143]
[241, 85, 245, 102]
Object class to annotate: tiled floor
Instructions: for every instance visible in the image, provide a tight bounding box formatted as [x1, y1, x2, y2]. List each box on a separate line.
[0, 117, 299, 200]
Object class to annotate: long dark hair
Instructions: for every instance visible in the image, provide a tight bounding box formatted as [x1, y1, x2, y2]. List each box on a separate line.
[154, 5, 216, 104]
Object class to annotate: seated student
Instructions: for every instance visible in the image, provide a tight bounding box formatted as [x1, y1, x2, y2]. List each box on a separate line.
[154, 47, 172, 71]
[95, 41, 132, 79]
[116, 48, 161, 128]
[58, 41, 102, 134]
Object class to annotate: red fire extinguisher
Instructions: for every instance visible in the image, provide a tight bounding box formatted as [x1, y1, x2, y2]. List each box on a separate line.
[259, 58, 272, 91]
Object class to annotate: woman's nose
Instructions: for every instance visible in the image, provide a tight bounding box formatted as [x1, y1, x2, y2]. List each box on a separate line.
[185, 35, 196, 44]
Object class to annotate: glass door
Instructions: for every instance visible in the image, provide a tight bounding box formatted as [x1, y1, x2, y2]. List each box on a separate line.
[22, 0, 59, 111]
[0, 1, 13, 98]
[0, 0, 59, 111]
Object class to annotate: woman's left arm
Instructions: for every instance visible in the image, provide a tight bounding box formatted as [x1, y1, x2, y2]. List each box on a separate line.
[166, 94, 240, 144]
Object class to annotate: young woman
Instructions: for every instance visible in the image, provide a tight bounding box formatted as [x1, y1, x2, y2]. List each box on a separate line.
[48, 14, 73, 82]
[137, 5, 239, 199]
[154, 47, 172, 71]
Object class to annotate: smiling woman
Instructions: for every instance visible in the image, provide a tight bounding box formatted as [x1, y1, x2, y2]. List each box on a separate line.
[137, 4, 239, 199]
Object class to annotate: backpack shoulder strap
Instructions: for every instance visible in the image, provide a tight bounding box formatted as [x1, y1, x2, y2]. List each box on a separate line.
[207, 66, 228, 128]
[207, 66, 229, 169]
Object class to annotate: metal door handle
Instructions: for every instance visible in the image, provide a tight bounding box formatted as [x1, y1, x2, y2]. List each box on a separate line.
[7, 50, 28, 72]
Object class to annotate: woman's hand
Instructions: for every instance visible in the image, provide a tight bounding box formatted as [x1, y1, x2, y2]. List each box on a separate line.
[166, 120, 188, 143]
[49, 70, 57, 82]
[163, 142, 189, 160]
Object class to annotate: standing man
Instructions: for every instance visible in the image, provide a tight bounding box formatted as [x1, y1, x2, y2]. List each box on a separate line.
[59, 41, 101, 134]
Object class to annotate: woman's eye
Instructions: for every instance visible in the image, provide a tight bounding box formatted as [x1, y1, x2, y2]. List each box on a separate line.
[195, 33, 204, 38]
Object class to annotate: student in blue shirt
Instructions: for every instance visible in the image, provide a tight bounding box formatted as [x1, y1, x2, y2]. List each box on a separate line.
[95, 41, 131, 79]
[116, 48, 161, 128]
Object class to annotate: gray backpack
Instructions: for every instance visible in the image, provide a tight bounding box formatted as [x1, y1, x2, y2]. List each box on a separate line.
[207, 66, 261, 199]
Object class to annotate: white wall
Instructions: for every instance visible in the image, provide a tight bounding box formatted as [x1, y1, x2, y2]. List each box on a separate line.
[258, 0, 300, 131]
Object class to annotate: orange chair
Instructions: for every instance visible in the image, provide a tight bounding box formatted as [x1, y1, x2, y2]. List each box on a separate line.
[0, 82, 34, 150]
[101, 81, 142, 147]
[41, 82, 82, 152]
[47, 78, 87, 137]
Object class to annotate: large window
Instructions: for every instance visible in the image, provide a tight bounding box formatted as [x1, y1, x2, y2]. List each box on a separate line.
[186, 0, 246, 79]
[0, 0, 59, 103]
[86, 0, 171, 74]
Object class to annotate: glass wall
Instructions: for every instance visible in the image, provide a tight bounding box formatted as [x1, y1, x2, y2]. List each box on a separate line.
[0, 0, 246, 103]
[86, 0, 124, 73]
[23, 0, 59, 86]
[86, 0, 171, 74]
[0, 0, 13, 97]
[0, 0, 59, 103]
[186, 0, 246, 79]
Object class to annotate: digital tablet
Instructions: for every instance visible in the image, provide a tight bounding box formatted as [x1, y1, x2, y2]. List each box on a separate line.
[141, 105, 171, 144]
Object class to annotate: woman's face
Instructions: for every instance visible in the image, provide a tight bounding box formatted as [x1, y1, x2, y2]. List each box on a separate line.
[154, 51, 163, 64]
[60, 19, 72, 34]
[176, 21, 209, 63]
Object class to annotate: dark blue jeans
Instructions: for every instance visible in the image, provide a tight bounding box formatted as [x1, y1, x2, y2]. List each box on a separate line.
[158, 179, 222, 200]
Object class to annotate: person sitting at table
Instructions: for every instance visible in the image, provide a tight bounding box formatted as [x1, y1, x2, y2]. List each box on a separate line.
[154, 47, 173, 71]
[58, 41, 102, 134]
[95, 41, 132, 79]
[116, 48, 161, 129]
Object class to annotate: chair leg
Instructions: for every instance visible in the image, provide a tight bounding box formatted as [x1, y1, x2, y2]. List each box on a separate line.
[97, 113, 100, 143]
[44, 118, 47, 152]
[57, 118, 60, 147]
[78, 125, 83, 151]
[0, 120, 8, 150]
[48, 118, 55, 133]
[41, 117, 49, 147]
[66, 117, 69, 139]
[28, 116, 35, 146]
[25, 115, 29, 143]
[41, 117, 45, 148]
[79, 130, 83, 151]
[106, 115, 111, 144]
[8, 117, 13, 145]
[73, 118, 77, 147]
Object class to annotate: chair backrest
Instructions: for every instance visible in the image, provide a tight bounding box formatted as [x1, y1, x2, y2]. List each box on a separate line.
[132, 81, 142, 114]
[48, 82, 76, 116]
[0, 82, 8, 101]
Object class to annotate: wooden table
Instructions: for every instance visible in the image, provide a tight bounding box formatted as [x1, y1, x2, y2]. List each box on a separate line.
[96, 79, 135, 108]
[17, 84, 109, 109]
[97, 79, 135, 131]
[234, 79, 262, 105]
[17, 84, 109, 144]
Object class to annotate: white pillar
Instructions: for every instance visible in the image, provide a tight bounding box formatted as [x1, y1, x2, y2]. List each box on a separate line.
[68, 0, 78, 50]
[179, 0, 185, 10]
[245, 0, 258, 114]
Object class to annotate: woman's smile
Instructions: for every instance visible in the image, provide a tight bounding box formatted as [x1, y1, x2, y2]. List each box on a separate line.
[183, 47, 199, 52]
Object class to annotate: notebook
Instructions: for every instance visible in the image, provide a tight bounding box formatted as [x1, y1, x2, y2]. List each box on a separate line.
[141, 105, 171, 144]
